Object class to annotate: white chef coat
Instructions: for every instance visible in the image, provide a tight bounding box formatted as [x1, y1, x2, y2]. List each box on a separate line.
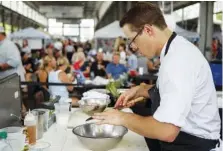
[0, 38, 25, 80]
[153, 35, 221, 140]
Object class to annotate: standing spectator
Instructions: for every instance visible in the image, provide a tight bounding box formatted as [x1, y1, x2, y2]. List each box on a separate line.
[127, 50, 138, 71]
[65, 39, 75, 63]
[118, 43, 127, 65]
[216, 39, 222, 60]
[212, 38, 218, 59]
[22, 39, 31, 57]
[84, 40, 92, 55]
[106, 53, 127, 79]
[137, 53, 149, 74]
[90, 52, 109, 78]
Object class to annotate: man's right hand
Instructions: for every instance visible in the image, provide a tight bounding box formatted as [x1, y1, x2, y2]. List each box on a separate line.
[115, 83, 153, 108]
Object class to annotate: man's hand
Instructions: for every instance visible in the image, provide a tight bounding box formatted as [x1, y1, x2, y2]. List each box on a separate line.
[0, 63, 11, 71]
[115, 83, 153, 108]
[93, 109, 127, 126]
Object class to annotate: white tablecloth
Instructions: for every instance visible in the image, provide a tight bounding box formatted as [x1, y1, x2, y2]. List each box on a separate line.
[38, 108, 149, 151]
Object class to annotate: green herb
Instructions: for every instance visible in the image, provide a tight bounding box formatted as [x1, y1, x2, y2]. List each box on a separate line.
[106, 81, 121, 98]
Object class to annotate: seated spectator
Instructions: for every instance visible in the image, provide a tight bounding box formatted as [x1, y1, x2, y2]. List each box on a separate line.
[37, 56, 56, 90]
[21, 52, 34, 81]
[106, 53, 127, 79]
[118, 43, 127, 65]
[72, 47, 84, 64]
[90, 52, 109, 78]
[127, 50, 138, 71]
[48, 57, 78, 106]
[21, 52, 34, 73]
[73, 51, 90, 78]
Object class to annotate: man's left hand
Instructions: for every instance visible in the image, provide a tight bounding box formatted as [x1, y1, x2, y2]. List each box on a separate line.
[92, 109, 126, 126]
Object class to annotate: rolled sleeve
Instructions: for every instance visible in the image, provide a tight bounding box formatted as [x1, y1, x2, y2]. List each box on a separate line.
[153, 61, 195, 127]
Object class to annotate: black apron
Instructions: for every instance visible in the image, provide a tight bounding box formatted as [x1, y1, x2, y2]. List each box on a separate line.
[148, 32, 220, 151]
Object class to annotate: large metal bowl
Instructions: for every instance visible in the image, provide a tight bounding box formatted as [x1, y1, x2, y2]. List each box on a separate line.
[72, 123, 128, 151]
[78, 98, 110, 116]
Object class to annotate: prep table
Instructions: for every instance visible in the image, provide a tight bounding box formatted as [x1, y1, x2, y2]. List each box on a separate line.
[38, 108, 150, 151]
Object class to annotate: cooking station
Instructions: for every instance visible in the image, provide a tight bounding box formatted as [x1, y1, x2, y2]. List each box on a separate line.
[38, 108, 149, 151]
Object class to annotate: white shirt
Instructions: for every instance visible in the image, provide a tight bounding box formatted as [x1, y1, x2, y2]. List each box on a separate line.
[120, 51, 126, 65]
[48, 70, 69, 99]
[127, 54, 138, 70]
[22, 46, 31, 54]
[153, 35, 221, 140]
[65, 45, 74, 53]
[137, 56, 148, 74]
[0, 38, 25, 80]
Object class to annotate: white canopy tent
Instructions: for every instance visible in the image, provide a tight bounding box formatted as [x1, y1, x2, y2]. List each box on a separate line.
[175, 25, 200, 39]
[164, 14, 199, 40]
[9, 27, 51, 49]
[94, 21, 126, 38]
[95, 18, 199, 40]
[9, 27, 51, 39]
[94, 15, 200, 51]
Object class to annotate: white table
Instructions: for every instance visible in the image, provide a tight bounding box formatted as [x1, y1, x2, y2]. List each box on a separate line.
[38, 108, 149, 151]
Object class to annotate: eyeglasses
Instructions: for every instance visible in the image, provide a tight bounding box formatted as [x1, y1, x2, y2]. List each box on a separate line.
[128, 27, 144, 50]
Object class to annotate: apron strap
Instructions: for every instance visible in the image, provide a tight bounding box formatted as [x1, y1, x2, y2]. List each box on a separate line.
[164, 32, 177, 56]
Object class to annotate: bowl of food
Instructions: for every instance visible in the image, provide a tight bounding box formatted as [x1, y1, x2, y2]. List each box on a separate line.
[72, 123, 128, 151]
[78, 98, 110, 116]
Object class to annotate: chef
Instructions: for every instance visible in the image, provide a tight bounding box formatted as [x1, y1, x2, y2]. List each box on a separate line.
[0, 26, 25, 81]
[93, 2, 221, 151]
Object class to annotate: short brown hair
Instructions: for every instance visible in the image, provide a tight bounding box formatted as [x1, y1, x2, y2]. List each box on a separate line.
[120, 2, 167, 32]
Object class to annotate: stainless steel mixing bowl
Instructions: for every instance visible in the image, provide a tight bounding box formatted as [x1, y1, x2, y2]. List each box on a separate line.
[72, 123, 128, 151]
[78, 98, 110, 116]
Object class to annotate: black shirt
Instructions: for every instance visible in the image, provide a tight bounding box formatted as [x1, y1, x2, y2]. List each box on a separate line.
[22, 58, 34, 73]
[90, 60, 109, 77]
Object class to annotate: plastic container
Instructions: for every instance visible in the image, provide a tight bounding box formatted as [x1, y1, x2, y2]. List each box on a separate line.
[0, 131, 13, 151]
[0, 127, 25, 151]
[55, 112, 70, 127]
[54, 103, 70, 113]
[24, 111, 36, 145]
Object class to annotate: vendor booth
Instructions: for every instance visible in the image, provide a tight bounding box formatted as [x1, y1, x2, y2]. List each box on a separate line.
[9, 27, 51, 50]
